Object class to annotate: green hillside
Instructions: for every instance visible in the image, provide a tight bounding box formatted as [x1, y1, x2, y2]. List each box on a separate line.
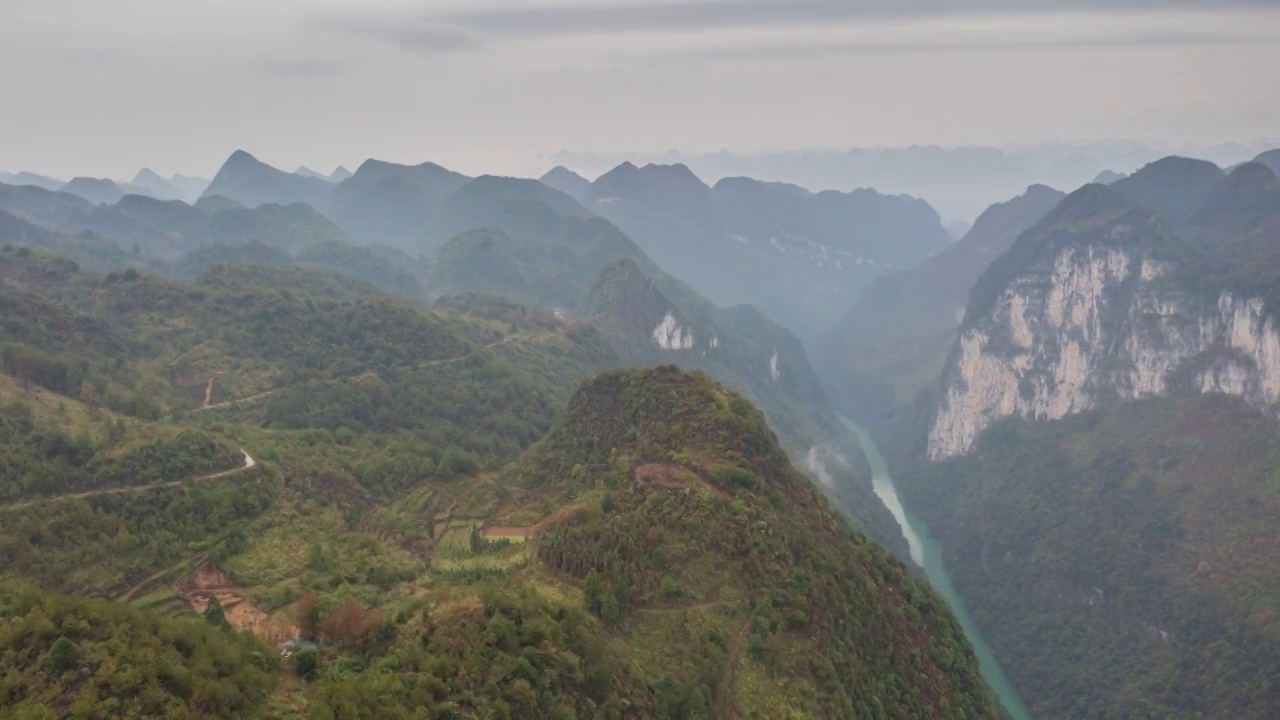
[512, 367, 994, 718]
[898, 395, 1280, 719]
[0, 269, 998, 718]
[0, 581, 278, 719]
[585, 259, 906, 555]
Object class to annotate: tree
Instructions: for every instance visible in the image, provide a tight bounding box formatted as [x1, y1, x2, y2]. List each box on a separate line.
[203, 595, 226, 627]
[584, 570, 604, 616]
[297, 593, 321, 641]
[319, 603, 382, 650]
[294, 649, 319, 681]
[48, 636, 80, 674]
[78, 382, 98, 418]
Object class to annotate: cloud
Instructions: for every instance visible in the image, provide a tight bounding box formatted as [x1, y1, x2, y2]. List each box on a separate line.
[251, 59, 348, 79]
[392, 27, 480, 57]
[431, 0, 1278, 38]
[679, 30, 1280, 61]
[305, 14, 480, 58]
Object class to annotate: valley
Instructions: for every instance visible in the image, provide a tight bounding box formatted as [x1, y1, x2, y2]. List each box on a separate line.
[3, 133, 1279, 719]
[828, 151, 1280, 719]
[844, 416, 1031, 720]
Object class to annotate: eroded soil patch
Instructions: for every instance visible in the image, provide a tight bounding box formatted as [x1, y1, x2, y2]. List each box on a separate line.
[181, 563, 296, 643]
[483, 525, 534, 541]
[632, 463, 729, 500]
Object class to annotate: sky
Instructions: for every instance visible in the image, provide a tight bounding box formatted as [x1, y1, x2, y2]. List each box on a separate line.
[3, 0, 1278, 180]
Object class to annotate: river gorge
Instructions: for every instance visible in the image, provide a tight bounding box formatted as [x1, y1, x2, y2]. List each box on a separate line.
[841, 416, 1033, 720]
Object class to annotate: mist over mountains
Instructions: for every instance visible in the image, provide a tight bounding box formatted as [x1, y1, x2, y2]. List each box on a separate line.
[551, 140, 1277, 223]
[4, 138, 1280, 719]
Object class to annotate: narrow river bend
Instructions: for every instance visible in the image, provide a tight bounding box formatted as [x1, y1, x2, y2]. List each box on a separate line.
[840, 416, 1033, 720]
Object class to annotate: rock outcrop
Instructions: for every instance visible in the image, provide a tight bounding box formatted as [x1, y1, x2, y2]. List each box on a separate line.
[929, 182, 1280, 460]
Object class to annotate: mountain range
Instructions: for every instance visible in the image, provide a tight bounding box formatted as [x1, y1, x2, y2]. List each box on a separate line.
[820, 183, 1065, 438]
[7, 140, 1280, 718]
[834, 149, 1280, 718]
[579, 162, 952, 343]
[0, 242, 995, 717]
[549, 140, 1277, 222]
[181, 150, 953, 343]
[0, 151, 910, 559]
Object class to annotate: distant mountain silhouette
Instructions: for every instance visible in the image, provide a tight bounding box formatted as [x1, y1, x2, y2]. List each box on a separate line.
[327, 159, 471, 248]
[131, 169, 186, 201]
[4, 172, 64, 192]
[581, 162, 951, 343]
[418, 176, 594, 255]
[1091, 169, 1127, 184]
[1252, 148, 1280, 178]
[60, 177, 132, 205]
[169, 174, 211, 201]
[295, 165, 354, 183]
[539, 166, 591, 200]
[201, 150, 332, 209]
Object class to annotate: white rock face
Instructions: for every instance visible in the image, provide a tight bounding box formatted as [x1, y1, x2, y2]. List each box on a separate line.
[929, 245, 1280, 460]
[652, 312, 695, 350]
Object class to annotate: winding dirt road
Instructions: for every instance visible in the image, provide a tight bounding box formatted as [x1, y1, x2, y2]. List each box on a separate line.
[0, 450, 257, 512]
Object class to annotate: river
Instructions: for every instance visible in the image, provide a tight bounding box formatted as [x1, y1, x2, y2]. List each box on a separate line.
[841, 416, 1033, 720]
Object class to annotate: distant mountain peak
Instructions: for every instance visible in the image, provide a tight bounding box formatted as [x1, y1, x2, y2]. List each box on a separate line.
[1025, 183, 1061, 196]
[203, 150, 332, 209]
[133, 168, 166, 184]
[539, 166, 591, 200]
[639, 162, 708, 187]
[1041, 183, 1139, 227]
[1227, 160, 1279, 184]
[1091, 169, 1127, 185]
[541, 166, 588, 183]
[294, 165, 353, 183]
[60, 177, 128, 205]
[1252, 148, 1280, 177]
[1111, 155, 1225, 224]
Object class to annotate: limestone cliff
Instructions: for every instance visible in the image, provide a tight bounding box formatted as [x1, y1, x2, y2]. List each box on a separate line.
[929, 182, 1280, 460]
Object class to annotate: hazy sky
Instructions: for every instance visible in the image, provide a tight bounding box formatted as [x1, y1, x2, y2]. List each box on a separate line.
[3, 0, 1278, 179]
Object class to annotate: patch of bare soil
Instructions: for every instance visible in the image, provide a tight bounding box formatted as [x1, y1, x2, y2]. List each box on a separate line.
[483, 525, 534, 539]
[532, 503, 593, 532]
[632, 463, 729, 499]
[180, 563, 296, 643]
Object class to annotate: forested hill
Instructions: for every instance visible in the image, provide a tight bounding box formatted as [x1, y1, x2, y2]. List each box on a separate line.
[585, 258, 906, 549]
[883, 156, 1280, 719]
[899, 394, 1280, 719]
[499, 366, 998, 718]
[0, 269, 998, 718]
[0, 167, 901, 556]
[0, 581, 279, 718]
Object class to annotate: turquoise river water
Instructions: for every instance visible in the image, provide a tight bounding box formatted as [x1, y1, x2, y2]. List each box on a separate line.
[840, 416, 1033, 720]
